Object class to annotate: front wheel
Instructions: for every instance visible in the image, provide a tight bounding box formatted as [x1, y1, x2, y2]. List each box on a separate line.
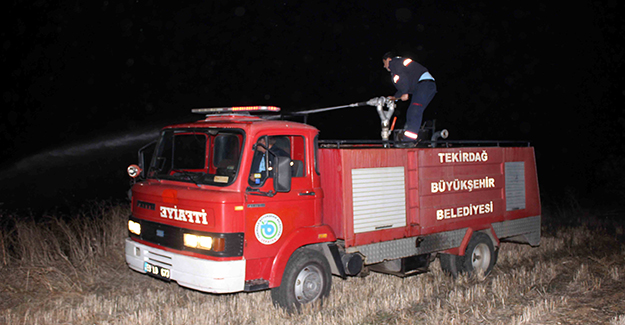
[271, 248, 332, 312]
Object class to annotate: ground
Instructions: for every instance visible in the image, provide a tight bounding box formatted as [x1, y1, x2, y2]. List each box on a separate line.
[0, 203, 624, 324]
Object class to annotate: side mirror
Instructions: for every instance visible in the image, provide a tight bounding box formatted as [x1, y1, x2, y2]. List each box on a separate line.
[127, 164, 142, 178]
[273, 156, 292, 193]
[138, 141, 156, 179]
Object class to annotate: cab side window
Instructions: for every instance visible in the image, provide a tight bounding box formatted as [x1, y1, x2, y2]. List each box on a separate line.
[248, 135, 306, 187]
[289, 136, 306, 178]
[249, 136, 290, 186]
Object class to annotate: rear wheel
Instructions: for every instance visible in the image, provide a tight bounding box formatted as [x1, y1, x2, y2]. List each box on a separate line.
[461, 232, 496, 276]
[439, 253, 462, 277]
[271, 248, 331, 312]
[440, 232, 498, 277]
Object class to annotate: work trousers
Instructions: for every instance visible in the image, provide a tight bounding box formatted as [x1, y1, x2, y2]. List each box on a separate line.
[406, 81, 437, 135]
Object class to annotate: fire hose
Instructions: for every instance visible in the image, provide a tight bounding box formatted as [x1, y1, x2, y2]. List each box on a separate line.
[290, 97, 448, 146]
[291, 96, 397, 142]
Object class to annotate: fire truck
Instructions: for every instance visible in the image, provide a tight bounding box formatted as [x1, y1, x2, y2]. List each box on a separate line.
[125, 100, 541, 311]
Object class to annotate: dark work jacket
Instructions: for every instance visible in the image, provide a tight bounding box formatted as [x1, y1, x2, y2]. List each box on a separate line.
[389, 57, 429, 98]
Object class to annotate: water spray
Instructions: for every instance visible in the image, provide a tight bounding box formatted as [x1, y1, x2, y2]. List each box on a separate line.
[0, 128, 160, 181]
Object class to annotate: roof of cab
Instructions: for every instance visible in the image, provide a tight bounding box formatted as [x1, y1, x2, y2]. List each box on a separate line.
[163, 114, 319, 134]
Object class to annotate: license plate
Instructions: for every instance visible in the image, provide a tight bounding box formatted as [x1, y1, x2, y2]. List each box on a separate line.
[144, 261, 171, 281]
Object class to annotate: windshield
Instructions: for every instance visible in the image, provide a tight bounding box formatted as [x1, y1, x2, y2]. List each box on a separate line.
[148, 128, 244, 186]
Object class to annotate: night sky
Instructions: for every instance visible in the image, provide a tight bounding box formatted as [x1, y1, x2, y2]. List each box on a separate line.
[1, 1, 624, 212]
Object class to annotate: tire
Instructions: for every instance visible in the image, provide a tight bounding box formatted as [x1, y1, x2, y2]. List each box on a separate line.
[439, 253, 462, 277]
[271, 248, 332, 312]
[461, 232, 496, 276]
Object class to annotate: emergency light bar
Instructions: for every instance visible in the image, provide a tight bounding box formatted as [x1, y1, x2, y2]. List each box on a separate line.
[191, 106, 281, 114]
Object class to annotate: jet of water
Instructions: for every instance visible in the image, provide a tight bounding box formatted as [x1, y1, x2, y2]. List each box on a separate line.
[0, 128, 159, 181]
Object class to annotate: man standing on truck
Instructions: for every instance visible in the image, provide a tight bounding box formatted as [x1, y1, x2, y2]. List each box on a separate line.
[383, 51, 437, 142]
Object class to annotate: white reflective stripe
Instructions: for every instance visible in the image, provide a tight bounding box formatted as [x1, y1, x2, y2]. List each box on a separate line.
[393, 75, 400, 83]
[403, 58, 412, 66]
[404, 130, 418, 139]
[419, 71, 434, 81]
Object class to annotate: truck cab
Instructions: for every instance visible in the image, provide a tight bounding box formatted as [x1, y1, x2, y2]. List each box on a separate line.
[125, 107, 333, 301]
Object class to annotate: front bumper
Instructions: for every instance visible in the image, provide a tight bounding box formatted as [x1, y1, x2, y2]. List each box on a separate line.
[125, 238, 245, 293]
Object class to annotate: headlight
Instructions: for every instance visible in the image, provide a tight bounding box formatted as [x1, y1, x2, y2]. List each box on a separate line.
[184, 233, 212, 250]
[183, 233, 225, 251]
[128, 220, 141, 235]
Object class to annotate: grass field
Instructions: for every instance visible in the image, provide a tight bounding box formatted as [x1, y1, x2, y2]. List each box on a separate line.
[1, 201, 624, 324]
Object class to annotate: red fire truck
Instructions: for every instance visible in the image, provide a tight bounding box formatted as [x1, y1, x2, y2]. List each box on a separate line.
[125, 104, 540, 311]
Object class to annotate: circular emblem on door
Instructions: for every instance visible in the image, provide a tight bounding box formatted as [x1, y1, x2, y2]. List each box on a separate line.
[255, 213, 283, 245]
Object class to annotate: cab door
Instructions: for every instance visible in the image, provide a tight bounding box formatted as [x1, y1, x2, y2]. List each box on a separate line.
[243, 135, 319, 280]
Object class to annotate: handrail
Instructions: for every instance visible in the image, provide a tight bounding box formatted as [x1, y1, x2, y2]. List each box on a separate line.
[319, 139, 531, 149]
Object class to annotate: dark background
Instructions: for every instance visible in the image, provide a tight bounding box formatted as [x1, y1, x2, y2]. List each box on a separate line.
[1, 1, 624, 213]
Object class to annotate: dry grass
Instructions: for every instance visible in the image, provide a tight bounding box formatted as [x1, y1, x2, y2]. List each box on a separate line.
[1, 202, 624, 324]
